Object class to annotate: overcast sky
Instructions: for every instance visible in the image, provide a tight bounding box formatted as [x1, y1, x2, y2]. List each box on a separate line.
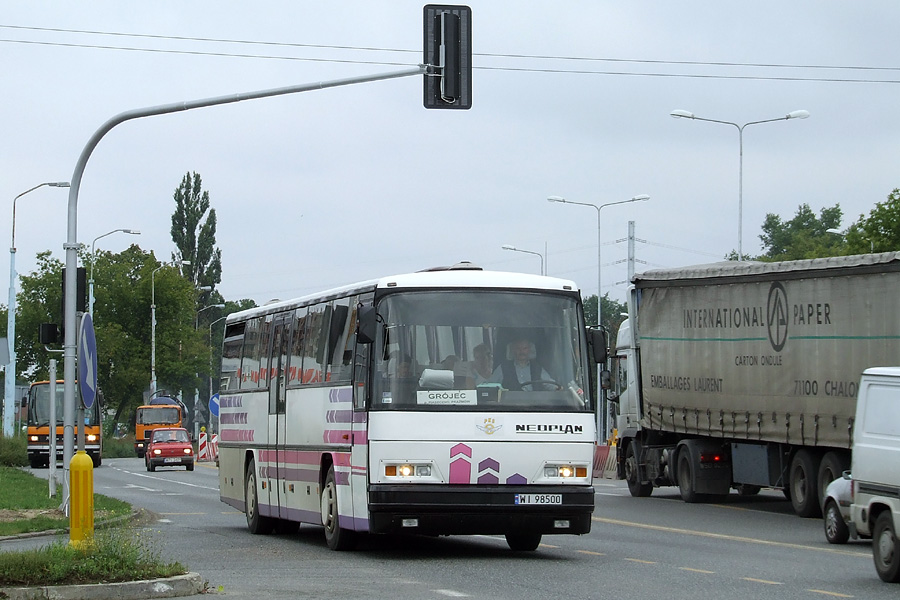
[2, 1, 898, 306]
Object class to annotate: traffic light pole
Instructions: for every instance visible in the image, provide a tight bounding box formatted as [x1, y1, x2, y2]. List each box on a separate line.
[61, 65, 430, 483]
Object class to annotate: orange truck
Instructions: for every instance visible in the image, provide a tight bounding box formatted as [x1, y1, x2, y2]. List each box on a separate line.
[134, 395, 184, 458]
[26, 380, 102, 468]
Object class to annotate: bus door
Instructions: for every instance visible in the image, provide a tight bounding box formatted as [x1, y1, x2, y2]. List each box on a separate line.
[267, 316, 291, 519]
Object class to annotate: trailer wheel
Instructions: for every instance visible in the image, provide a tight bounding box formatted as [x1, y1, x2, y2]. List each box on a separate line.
[873, 512, 900, 583]
[245, 458, 274, 534]
[624, 442, 652, 497]
[789, 449, 821, 518]
[677, 451, 703, 503]
[321, 465, 356, 550]
[817, 451, 849, 512]
[506, 531, 542, 551]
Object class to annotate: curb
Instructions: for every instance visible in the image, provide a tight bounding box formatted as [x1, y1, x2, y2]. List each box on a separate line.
[0, 572, 205, 600]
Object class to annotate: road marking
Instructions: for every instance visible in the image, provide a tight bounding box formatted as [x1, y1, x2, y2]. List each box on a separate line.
[596, 492, 628, 497]
[808, 590, 853, 598]
[592, 516, 868, 558]
[539, 543, 559, 548]
[680, 567, 715, 574]
[577, 550, 606, 556]
[625, 558, 656, 564]
[433, 590, 469, 598]
[110, 466, 218, 491]
[741, 577, 783, 585]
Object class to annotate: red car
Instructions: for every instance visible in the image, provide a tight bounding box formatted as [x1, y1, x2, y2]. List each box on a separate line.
[145, 427, 194, 472]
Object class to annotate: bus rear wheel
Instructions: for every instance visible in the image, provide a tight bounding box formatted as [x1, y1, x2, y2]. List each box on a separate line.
[321, 465, 356, 551]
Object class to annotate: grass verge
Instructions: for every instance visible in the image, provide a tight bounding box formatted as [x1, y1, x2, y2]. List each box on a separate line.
[0, 466, 130, 537]
[0, 526, 187, 587]
[0, 466, 187, 587]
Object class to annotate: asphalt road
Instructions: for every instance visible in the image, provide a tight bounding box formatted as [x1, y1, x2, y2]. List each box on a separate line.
[5, 458, 893, 600]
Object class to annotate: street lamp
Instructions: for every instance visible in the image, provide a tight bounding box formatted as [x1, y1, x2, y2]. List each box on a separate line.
[193, 303, 225, 439]
[209, 315, 227, 389]
[548, 193, 649, 443]
[151, 260, 189, 395]
[89, 228, 140, 316]
[547, 194, 650, 328]
[5, 181, 69, 437]
[670, 108, 810, 261]
[501, 244, 545, 275]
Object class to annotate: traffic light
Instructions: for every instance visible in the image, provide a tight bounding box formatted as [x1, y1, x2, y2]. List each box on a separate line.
[423, 5, 472, 109]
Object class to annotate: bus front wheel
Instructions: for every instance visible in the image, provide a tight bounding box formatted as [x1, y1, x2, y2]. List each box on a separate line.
[321, 465, 356, 551]
[505, 531, 542, 551]
[245, 458, 274, 535]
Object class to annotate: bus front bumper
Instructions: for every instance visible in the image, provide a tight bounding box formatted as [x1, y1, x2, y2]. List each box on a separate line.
[367, 484, 594, 536]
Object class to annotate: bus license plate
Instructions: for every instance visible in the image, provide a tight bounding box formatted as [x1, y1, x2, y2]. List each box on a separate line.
[515, 494, 562, 505]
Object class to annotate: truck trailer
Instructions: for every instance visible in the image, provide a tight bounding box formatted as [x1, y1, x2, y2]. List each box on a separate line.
[611, 252, 900, 517]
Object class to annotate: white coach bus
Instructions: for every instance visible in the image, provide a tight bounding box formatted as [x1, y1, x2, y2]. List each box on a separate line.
[217, 262, 606, 551]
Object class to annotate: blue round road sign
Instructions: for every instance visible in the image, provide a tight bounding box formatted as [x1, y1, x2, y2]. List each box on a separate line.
[78, 313, 99, 409]
[209, 393, 220, 418]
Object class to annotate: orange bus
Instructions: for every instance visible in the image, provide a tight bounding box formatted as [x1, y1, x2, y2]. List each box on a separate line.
[26, 380, 102, 468]
[135, 395, 184, 458]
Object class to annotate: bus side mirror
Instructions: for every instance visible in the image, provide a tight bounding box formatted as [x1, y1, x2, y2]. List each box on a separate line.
[357, 305, 377, 345]
[588, 328, 608, 364]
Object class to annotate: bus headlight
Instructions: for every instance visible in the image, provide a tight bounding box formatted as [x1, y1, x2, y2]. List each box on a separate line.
[543, 464, 588, 479]
[385, 463, 432, 478]
[86, 434, 97, 442]
[29, 435, 39, 442]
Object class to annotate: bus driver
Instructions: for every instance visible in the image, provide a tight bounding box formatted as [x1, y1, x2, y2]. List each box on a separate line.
[492, 335, 557, 391]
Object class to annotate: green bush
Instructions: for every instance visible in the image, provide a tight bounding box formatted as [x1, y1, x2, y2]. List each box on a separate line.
[102, 434, 136, 458]
[0, 433, 27, 467]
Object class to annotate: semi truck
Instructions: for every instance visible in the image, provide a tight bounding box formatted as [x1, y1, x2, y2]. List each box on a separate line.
[610, 252, 900, 517]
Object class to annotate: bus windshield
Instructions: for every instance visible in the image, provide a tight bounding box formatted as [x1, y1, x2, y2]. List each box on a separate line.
[27, 383, 101, 426]
[136, 406, 181, 425]
[372, 290, 591, 412]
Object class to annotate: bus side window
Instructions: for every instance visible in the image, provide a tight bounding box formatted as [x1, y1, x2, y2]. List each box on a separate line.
[325, 296, 355, 385]
[288, 306, 308, 386]
[240, 318, 261, 390]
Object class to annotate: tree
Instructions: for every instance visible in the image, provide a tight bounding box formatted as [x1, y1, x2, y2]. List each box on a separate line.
[170, 172, 222, 295]
[846, 188, 900, 253]
[754, 203, 844, 261]
[583, 294, 628, 343]
[15, 247, 206, 432]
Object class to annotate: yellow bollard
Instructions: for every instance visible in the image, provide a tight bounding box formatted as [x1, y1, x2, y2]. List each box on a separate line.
[69, 450, 94, 547]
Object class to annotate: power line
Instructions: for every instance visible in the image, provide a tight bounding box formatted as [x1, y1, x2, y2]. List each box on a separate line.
[4, 24, 899, 73]
[2, 25, 899, 84]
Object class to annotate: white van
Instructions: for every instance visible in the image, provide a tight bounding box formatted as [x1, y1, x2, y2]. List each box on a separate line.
[849, 367, 900, 583]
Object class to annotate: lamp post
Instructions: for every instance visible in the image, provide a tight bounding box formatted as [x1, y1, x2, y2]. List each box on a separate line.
[501, 244, 545, 275]
[209, 315, 227, 401]
[194, 303, 224, 439]
[547, 193, 649, 443]
[151, 260, 189, 396]
[670, 109, 810, 261]
[547, 194, 650, 328]
[89, 229, 140, 316]
[5, 181, 69, 437]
